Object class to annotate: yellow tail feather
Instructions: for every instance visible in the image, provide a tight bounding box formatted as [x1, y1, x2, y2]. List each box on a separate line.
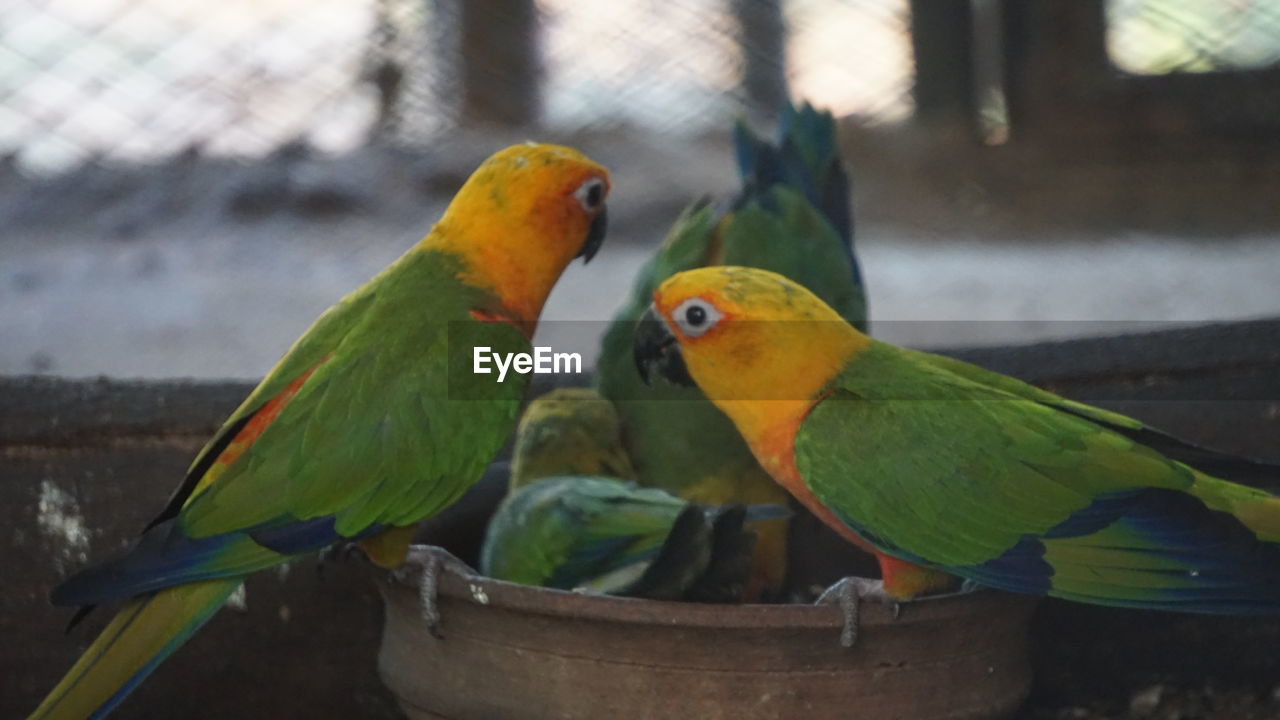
[30, 578, 242, 720]
[1190, 472, 1280, 543]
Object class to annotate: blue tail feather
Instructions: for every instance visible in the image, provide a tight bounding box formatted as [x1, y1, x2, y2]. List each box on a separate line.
[959, 488, 1280, 613]
[731, 100, 859, 284]
[51, 513, 361, 607]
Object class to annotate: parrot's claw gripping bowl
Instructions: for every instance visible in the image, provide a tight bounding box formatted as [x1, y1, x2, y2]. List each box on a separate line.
[377, 557, 1037, 720]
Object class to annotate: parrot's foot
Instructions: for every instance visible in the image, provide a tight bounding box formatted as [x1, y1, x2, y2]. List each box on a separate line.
[393, 545, 477, 639]
[814, 576, 899, 649]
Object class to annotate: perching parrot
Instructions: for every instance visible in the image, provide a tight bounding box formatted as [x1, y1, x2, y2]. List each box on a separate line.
[596, 102, 865, 600]
[480, 388, 775, 602]
[635, 266, 1280, 642]
[31, 143, 611, 719]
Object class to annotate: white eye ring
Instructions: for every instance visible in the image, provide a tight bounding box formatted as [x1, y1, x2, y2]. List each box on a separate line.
[573, 177, 606, 212]
[672, 298, 722, 338]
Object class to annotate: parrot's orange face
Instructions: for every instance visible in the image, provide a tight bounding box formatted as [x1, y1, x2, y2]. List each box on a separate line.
[635, 265, 868, 406]
[633, 265, 869, 475]
[429, 143, 611, 330]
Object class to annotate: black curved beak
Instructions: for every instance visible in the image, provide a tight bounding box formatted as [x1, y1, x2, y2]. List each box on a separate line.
[578, 206, 608, 264]
[633, 306, 694, 387]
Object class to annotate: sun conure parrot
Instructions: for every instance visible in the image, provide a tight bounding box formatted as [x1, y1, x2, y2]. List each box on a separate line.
[30, 143, 611, 720]
[635, 266, 1280, 637]
[595, 102, 865, 601]
[480, 388, 778, 602]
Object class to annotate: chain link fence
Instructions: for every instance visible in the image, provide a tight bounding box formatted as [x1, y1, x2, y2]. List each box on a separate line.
[1107, 0, 1280, 74]
[1, 0, 914, 175]
[0, 0, 377, 173]
[7, 1, 1280, 175]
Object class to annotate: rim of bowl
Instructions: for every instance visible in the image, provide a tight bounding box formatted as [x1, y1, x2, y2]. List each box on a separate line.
[386, 559, 1034, 631]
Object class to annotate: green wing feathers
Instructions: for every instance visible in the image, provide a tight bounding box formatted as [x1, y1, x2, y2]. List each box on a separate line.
[178, 250, 523, 538]
[482, 388, 778, 601]
[39, 250, 530, 719]
[481, 476, 778, 601]
[796, 341, 1280, 613]
[480, 476, 688, 591]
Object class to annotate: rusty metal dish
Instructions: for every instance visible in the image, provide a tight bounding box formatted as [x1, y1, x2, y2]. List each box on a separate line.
[378, 562, 1037, 720]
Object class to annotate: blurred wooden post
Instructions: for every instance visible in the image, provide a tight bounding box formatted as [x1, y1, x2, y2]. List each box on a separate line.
[459, 0, 540, 126]
[909, 0, 974, 129]
[733, 0, 788, 122]
[1003, 0, 1111, 140]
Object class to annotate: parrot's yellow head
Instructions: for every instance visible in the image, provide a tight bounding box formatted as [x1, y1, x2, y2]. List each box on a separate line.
[634, 266, 869, 441]
[427, 143, 611, 332]
[511, 387, 635, 488]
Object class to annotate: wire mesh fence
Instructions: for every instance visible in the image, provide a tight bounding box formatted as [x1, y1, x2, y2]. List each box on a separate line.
[0, 0, 377, 173]
[1106, 0, 1280, 75]
[0, 0, 914, 175]
[6, 0, 1280, 176]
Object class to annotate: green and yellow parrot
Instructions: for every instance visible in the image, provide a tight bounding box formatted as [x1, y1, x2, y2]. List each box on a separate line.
[481, 388, 773, 602]
[31, 143, 611, 720]
[635, 266, 1280, 618]
[508, 387, 637, 484]
[596, 102, 864, 600]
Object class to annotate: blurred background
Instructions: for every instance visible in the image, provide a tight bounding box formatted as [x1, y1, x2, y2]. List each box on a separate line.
[2, 0, 1280, 379]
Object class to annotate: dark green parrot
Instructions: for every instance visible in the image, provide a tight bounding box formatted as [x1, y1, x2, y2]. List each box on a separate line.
[596, 102, 865, 600]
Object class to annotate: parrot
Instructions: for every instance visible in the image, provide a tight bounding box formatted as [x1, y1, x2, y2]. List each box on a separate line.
[30, 142, 611, 720]
[595, 101, 865, 601]
[480, 387, 777, 602]
[634, 265, 1280, 643]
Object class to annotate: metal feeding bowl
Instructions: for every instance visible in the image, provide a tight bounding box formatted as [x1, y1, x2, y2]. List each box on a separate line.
[376, 557, 1037, 720]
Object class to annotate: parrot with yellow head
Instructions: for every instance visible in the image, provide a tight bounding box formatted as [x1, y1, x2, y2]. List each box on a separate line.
[636, 266, 1280, 645]
[31, 143, 610, 719]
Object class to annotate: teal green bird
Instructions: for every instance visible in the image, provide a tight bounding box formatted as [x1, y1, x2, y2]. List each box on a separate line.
[481, 388, 772, 601]
[31, 144, 611, 719]
[637, 266, 1280, 616]
[596, 102, 865, 600]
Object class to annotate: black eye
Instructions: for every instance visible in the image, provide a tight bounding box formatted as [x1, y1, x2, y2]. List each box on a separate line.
[586, 183, 603, 208]
[685, 305, 706, 326]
